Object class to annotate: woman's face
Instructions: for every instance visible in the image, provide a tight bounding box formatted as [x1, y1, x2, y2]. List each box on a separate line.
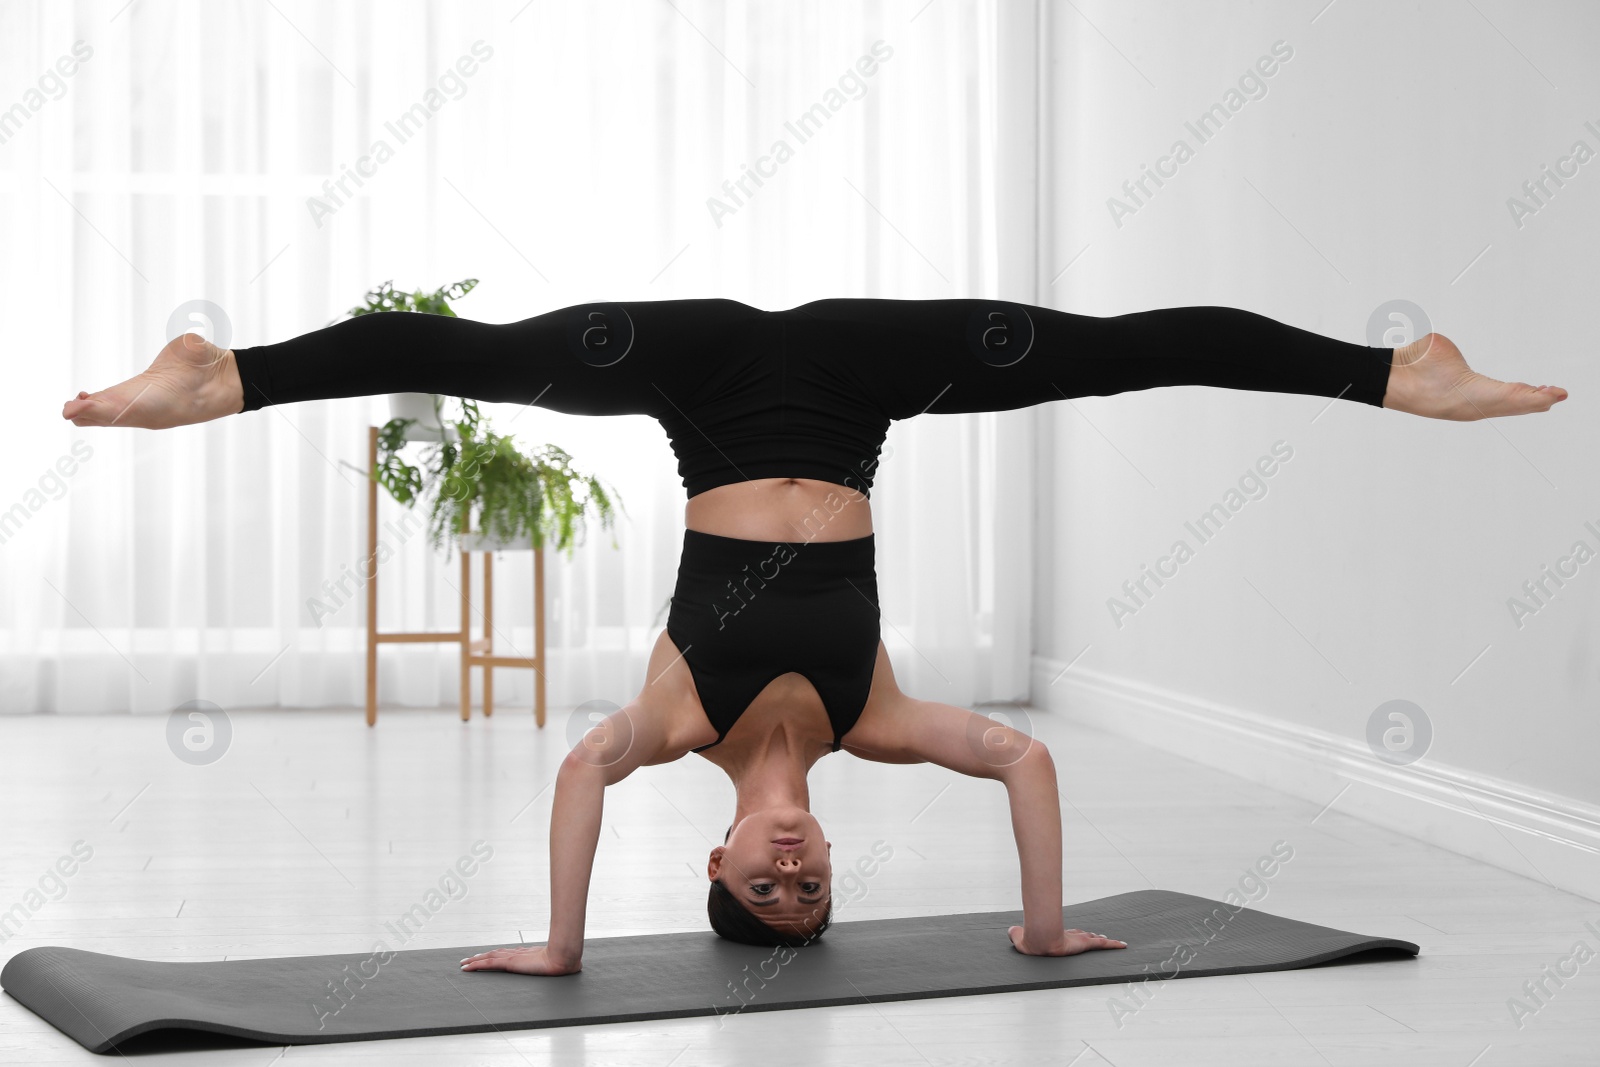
[708, 805, 832, 937]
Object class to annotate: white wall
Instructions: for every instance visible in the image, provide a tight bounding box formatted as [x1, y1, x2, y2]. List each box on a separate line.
[1031, 0, 1598, 811]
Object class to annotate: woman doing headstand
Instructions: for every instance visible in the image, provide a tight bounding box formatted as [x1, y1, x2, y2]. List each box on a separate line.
[63, 298, 1566, 975]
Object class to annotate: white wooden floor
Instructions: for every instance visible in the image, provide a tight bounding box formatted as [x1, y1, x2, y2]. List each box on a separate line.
[1, 706, 1596, 1065]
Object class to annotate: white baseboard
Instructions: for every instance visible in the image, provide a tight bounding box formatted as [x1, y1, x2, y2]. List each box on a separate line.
[1031, 657, 1600, 904]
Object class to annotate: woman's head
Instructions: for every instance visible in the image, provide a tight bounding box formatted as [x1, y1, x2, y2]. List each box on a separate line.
[706, 805, 832, 946]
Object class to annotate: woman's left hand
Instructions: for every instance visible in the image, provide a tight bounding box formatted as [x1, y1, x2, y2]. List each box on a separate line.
[1008, 925, 1127, 955]
[458, 945, 582, 976]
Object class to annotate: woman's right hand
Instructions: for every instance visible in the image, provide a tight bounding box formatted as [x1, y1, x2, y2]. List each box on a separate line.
[459, 945, 581, 976]
[1008, 925, 1127, 956]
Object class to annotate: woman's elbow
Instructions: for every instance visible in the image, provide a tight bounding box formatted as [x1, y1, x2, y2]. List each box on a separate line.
[1007, 736, 1055, 781]
[559, 747, 608, 781]
[560, 740, 640, 788]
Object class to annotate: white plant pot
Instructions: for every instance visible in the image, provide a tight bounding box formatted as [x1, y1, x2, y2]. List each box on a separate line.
[458, 527, 538, 553]
[387, 392, 456, 442]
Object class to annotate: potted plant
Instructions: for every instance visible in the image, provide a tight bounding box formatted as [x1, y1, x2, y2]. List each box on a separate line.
[374, 397, 621, 555]
[350, 279, 622, 555]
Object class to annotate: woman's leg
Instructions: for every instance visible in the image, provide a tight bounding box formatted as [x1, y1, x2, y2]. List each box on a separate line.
[63, 298, 767, 429]
[66, 296, 1565, 429]
[791, 299, 1565, 421]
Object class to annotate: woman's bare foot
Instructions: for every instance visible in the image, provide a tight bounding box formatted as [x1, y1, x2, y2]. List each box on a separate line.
[63, 334, 244, 429]
[1383, 333, 1567, 420]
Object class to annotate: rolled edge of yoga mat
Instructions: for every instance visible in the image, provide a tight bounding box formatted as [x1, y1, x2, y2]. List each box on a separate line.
[2, 889, 1421, 1055]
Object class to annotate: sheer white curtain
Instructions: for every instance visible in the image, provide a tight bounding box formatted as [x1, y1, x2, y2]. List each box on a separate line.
[0, 0, 1035, 715]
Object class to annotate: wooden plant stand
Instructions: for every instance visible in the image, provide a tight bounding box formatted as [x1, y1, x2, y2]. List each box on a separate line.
[362, 425, 546, 726]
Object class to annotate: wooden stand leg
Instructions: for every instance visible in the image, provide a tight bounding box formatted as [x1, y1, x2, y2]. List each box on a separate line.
[459, 514, 471, 723]
[534, 544, 546, 728]
[365, 426, 379, 727]
[483, 550, 494, 718]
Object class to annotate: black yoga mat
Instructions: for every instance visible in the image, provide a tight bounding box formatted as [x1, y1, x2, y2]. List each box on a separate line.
[3, 889, 1418, 1054]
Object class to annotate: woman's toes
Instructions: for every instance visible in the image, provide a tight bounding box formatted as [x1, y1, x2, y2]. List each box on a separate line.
[1491, 380, 1566, 416]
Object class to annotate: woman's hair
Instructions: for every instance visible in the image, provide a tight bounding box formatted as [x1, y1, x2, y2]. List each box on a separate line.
[707, 878, 832, 947]
[708, 822, 832, 947]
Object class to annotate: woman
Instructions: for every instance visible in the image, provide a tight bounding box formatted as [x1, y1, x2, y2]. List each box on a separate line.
[63, 298, 1566, 976]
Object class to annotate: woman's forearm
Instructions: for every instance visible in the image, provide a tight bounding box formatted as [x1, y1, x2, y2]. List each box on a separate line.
[544, 757, 606, 963]
[1004, 746, 1064, 942]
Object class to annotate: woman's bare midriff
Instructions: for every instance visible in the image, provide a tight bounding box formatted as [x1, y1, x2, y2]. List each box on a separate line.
[648, 478, 877, 761]
[684, 478, 872, 542]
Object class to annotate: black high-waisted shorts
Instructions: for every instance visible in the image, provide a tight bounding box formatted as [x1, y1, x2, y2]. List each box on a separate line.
[665, 529, 880, 753]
